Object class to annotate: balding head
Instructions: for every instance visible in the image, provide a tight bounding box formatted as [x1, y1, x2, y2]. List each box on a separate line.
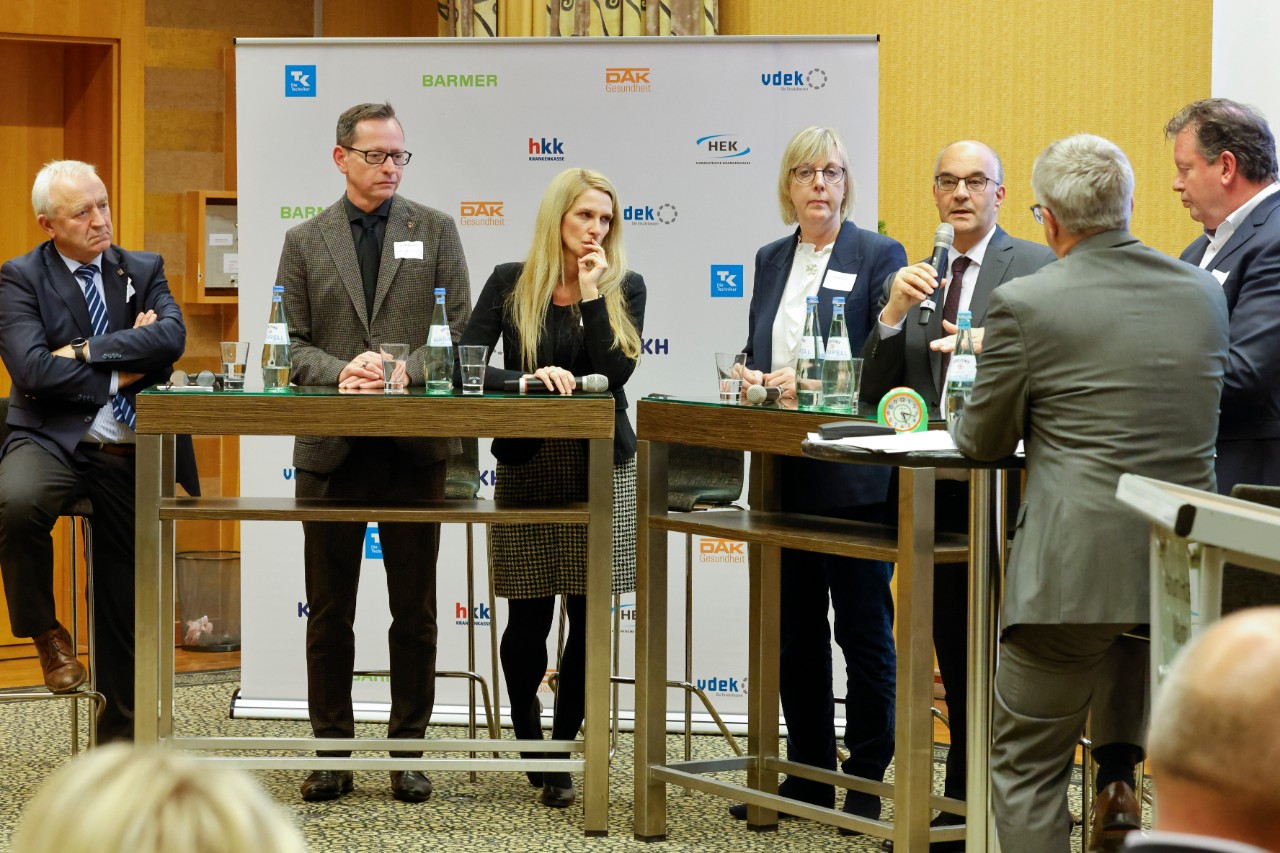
[932, 140, 1005, 252]
[1146, 607, 1280, 848]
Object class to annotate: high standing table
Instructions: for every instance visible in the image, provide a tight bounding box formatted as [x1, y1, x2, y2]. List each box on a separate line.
[632, 395, 991, 849]
[134, 387, 617, 835]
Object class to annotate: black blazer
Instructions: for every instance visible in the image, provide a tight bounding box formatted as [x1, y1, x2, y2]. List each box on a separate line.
[459, 262, 646, 465]
[744, 221, 906, 510]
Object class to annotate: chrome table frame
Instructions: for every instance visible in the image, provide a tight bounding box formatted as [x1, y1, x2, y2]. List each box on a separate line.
[134, 389, 616, 834]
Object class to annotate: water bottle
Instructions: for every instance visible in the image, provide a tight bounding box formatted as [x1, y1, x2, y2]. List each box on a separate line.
[943, 310, 977, 433]
[820, 296, 853, 411]
[423, 287, 453, 395]
[795, 295, 825, 410]
[261, 284, 290, 392]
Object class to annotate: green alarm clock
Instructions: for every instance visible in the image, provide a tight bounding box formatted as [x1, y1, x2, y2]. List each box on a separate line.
[876, 387, 928, 433]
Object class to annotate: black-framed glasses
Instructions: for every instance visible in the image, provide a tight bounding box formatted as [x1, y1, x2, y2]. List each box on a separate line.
[792, 165, 846, 185]
[1030, 204, 1048, 224]
[343, 146, 413, 166]
[935, 174, 998, 193]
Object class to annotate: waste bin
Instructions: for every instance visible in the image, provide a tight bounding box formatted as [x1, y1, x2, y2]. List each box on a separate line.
[176, 550, 241, 652]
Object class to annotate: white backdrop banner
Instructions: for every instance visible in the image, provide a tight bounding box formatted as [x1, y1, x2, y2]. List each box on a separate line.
[233, 36, 879, 728]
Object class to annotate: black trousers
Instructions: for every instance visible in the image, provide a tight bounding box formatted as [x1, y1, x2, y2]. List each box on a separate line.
[295, 439, 445, 757]
[0, 439, 137, 741]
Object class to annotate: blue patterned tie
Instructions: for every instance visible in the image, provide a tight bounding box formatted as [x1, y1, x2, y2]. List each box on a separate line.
[75, 264, 137, 430]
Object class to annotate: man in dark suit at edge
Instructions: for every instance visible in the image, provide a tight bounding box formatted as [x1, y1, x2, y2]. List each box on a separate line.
[1168, 98, 1280, 495]
[859, 140, 1055, 851]
[0, 159, 194, 743]
[275, 101, 471, 803]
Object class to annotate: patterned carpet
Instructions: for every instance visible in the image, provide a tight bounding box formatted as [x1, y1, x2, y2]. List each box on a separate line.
[0, 671, 1144, 851]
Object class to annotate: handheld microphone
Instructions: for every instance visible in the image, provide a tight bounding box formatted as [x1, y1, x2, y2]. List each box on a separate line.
[745, 384, 782, 404]
[502, 374, 609, 394]
[918, 222, 955, 325]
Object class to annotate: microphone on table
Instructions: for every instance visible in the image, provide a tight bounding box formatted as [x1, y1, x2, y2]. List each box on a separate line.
[502, 374, 609, 394]
[745, 384, 781, 404]
[918, 222, 955, 325]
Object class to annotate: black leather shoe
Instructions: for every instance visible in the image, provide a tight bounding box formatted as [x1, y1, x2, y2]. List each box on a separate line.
[390, 770, 433, 803]
[880, 811, 965, 850]
[836, 789, 879, 838]
[540, 781, 576, 808]
[300, 770, 353, 802]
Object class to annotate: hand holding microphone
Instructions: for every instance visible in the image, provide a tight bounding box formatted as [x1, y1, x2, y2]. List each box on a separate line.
[502, 373, 609, 395]
[918, 222, 954, 325]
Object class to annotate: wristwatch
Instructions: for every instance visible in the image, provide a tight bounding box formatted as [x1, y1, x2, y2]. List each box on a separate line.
[71, 338, 89, 363]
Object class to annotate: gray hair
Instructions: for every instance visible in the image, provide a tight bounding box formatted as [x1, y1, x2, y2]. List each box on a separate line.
[1031, 134, 1132, 234]
[336, 101, 399, 148]
[1166, 98, 1278, 184]
[31, 160, 100, 218]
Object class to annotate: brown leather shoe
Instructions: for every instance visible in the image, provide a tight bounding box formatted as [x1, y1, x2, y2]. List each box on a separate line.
[33, 623, 86, 693]
[1089, 780, 1141, 851]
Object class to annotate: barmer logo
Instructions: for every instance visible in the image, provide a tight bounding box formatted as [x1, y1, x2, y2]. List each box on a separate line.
[280, 206, 326, 220]
[460, 201, 504, 226]
[422, 73, 498, 88]
[605, 67, 651, 93]
[711, 265, 745, 298]
[285, 65, 316, 97]
[528, 137, 566, 162]
[760, 67, 828, 91]
[622, 203, 677, 226]
[695, 133, 751, 166]
[699, 538, 747, 564]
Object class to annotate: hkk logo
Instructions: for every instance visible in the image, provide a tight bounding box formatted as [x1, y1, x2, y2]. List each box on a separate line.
[528, 137, 566, 161]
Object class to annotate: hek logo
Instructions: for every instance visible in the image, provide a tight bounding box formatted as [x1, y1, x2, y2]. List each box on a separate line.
[695, 134, 752, 166]
[460, 201, 505, 226]
[622, 203, 677, 226]
[528, 137, 566, 162]
[760, 67, 828, 91]
[285, 65, 316, 97]
[711, 264, 745, 298]
[605, 67, 651, 93]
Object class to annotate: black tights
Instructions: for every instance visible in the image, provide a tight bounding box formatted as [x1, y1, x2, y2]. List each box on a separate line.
[501, 594, 586, 788]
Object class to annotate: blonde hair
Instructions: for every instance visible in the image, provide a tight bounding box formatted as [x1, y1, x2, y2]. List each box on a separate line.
[508, 168, 641, 371]
[777, 126, 855, 225]
[11, 745, 306, 853]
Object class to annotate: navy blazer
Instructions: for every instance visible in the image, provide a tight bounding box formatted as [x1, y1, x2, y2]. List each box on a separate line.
[744, 221, 906, 510]
[1180, 190, 1280, 447]
[0, 241, 198, 493]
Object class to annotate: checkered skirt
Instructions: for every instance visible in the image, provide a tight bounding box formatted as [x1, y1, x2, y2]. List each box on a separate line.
[490, 438, 637, 599]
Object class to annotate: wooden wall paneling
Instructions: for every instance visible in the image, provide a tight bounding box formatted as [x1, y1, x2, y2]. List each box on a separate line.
[62, 43, 117, 208]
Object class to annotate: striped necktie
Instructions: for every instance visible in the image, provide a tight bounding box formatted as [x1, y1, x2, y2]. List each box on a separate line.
[74, 264, 137, 431]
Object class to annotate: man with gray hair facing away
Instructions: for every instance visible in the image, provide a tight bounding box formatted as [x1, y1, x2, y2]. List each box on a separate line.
[951, 134, 1229, 852]
[1124, 607, 1280, 852]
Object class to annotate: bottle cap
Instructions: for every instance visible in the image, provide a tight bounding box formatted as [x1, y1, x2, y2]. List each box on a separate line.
[272, 285, 285, 293]
[957, 310, 972, 323]
[433, 288, 445, 295]
[832, 296, 845, 305]
[806, 295, 818, 304]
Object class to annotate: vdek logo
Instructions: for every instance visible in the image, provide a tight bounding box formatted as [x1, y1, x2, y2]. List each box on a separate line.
[285, 65, 316, 97]
[699, 538, 747, 564]
[605, 67, 651, 93]
[711, 265, 745, 298]
[696, 674, 748, 696]
[760, 67, 828, 91]
[455, 602, 492, 626]
[460, 201, 504, 227]
[695, 134, 751, 166]
[622, 203, 677, 226]
[528, 137, 566, 162]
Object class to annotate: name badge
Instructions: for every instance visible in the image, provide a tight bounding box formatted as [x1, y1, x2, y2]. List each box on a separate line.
[394, 241, 424, 259]
[823, 270, 857, 292]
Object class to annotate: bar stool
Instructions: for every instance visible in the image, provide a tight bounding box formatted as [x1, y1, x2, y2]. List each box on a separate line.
[0, 498, 106, 753]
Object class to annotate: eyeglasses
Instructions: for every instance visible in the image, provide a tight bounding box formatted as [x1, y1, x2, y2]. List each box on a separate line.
[342, 146, 413, 166]
[163, 369, 223, 391]
[1030, 204, 1048, 224]
[935, 174, 998, 193]
[792, 166, 846, 185]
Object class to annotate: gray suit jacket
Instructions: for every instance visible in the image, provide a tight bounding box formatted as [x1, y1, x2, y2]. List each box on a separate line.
[860, 225, 1056, 413]
[953, 230, 1228, 626]
[276, 194, 472, 474]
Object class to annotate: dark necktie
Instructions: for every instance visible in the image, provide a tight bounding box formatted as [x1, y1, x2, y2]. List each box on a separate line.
[355, 214, 381, 318]
[75, 264, 136, 430]
[940, 255, 972, 383]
